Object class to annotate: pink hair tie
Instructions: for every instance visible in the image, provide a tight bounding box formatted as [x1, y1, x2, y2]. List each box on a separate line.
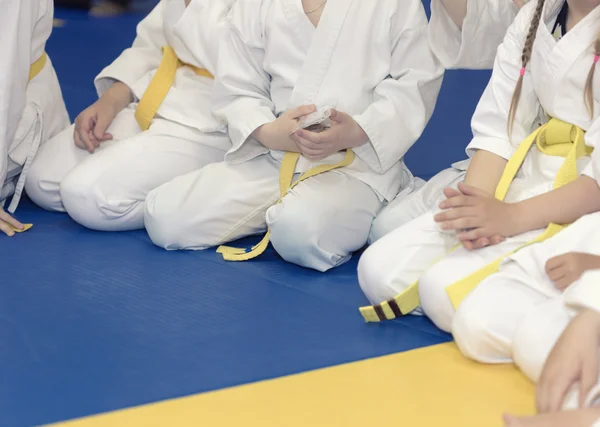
[594, 55, 599, 64]
[519, 67, 526, 76]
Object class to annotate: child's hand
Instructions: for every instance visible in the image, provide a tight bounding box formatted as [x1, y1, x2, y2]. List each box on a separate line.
[512, 0, 528, 9]
[537, 309, 600, 413]
[290, 109, 367, 161]
[434, 183, 520, 249]
[253, 105, 316, 152]
[73, 82, 133, 153]
[545, 253, 600, 290]
[73, 99, 117, 153]
[0, 206, 23, 237]
[438, 187, 505, 250]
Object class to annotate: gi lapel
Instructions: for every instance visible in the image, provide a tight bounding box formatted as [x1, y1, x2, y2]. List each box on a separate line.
[288, 0, 355, 107]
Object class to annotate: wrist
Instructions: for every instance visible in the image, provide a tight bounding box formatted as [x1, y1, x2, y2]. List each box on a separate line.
[507, 201, 528, 236]
[251, 123, 271, 147]
[102, 82, 133, 111]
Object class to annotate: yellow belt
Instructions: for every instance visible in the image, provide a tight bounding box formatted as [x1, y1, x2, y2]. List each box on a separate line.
[134, 46, 214, 131]
[29, 52, 48, 81]
[217, 150, 355, 261]
[7, 52, 49, 234]
[360, 118, 592, 322]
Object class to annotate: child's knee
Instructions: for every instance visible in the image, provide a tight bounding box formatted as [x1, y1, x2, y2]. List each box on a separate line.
[418, 262, 456, 332]
[453, 296, 506, 363]
[144, 185, 211, 250]
[25, 159, 62, 212]
[268, 203, 347, 271]
[60, 171, 141, 231]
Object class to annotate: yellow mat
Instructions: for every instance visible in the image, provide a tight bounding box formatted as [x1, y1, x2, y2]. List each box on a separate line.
[48, 343, 535, 427]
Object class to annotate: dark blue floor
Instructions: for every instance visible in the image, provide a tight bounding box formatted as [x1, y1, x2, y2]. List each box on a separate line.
[0, 3, 492, 427]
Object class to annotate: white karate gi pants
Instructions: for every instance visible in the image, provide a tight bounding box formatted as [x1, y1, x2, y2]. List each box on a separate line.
[144, 154, 383, 272]
[358, 208, 544, 331]
[368, 166, 466, 243]
[453, 211, 600, 410]
[25, 106, 227, 231]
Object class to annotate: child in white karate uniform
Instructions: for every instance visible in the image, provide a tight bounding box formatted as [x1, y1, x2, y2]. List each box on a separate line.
[143, 0, 444, 272]
[359, 0, 600, 333]
[370, 0, 530, 243]
[25, 0, 233, 231]
[0, 0, 69, 236]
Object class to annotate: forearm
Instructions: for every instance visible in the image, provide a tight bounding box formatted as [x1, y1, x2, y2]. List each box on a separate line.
[251, 125, 301, 153]
[98, 81, 133, 113]
[513, 176, 600, 234]
[463, 150, 508, 195]
[439, 0, 469, 29]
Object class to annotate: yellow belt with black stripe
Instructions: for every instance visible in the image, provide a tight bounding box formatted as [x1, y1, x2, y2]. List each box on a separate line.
[134, 46, 213, 131]
[8, 52, 49, 234]
[360, 118, 592, 322]
[217, 150, 355, 261]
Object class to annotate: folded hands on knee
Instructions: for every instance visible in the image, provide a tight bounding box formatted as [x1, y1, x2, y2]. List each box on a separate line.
[433, 182, 521, 250]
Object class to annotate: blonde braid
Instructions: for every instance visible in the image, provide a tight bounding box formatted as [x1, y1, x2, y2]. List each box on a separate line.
[508, 0, 546, 136]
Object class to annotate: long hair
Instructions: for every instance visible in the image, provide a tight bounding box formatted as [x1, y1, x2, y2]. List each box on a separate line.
[507, 0, 546, 137]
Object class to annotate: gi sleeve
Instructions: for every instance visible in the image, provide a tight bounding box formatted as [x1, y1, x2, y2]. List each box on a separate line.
[429, 0, 519, 70]
[211, 0, 275, 163]
[466, 1, 541, 161]
[352, 0, 444, 174]
[94, 1, 167, 98]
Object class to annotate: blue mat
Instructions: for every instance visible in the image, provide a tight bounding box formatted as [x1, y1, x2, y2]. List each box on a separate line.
[0, 4, 492, 426]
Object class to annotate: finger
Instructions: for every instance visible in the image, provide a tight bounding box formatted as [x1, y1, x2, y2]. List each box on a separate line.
[490, 234, 505, 245]
[471, 237, 491, 250]
[434, 207, 478, 222]
[439, 195, 479, 209]
[73, 131, 87, 151]
[100, 132, 113, 142]
[443, 187, 462, 199]
[457, 227, 492, 242]
[545, 256, 565, 273]
[548, 268, 567, 284]
[295, 128, 330, 144]
[328, 109, 346, 124]
[0, 210, 23, 230]
[289, 104, 317, 119]
[94, 113, 113, 141]
[555, 276, 574, 291]
[457, 182, 490, 197]
[88, 130, 101, 149]
[438, 218, 480, 232]
[78, 117, 96, 152]
[462, 240, 474, 251]
[0, 221, 15, 237]
[291, 133, 320, 150]
[547, 373, 577, 413]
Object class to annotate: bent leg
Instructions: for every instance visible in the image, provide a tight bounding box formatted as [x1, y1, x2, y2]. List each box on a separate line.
[268, 171, 382, 272]
[60, 115, 226, 231]
[145, 155, 280, 250]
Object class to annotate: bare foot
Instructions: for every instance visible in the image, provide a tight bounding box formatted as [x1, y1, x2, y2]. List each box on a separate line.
[89, 1, 127, 17]
[504, 408, 600, 427]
